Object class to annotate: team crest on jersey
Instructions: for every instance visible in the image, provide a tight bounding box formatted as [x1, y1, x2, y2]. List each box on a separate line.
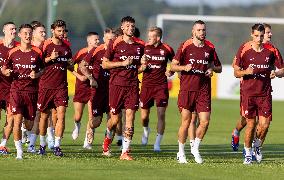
[265, 57, 269, 62]
[31, 57, 35, 61]
[160, 49, 165, 56]
[204, 52, 209, 58]
[65, 51, 68, 55]
[137, 47, 141, 55]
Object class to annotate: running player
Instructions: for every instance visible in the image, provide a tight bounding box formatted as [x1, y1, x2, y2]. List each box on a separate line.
[79, 28, 115, 149]
[0, 22, 17, 154]
[140, 26, 175, 152]
[2, 24, 43, 159]
[37, 20, 73, 157]
[171, 20, 222, 164]
[231, 24, 284, 158]
[71, 32, 100, 142]
[234, 24, 284, 164]
[101, 16, 145, 160]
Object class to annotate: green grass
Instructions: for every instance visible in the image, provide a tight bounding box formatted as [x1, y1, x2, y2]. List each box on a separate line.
[1, 98, 284, 179]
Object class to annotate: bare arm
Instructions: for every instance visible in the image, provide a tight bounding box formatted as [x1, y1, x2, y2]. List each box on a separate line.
[170, 59, 192, 72]
[234, 65, 253, 78]
[102, 57, 132, 69]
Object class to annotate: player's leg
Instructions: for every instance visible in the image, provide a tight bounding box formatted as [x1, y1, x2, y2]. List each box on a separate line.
[140, 108, 150, 145]
[231, 116, 246, 151]
[53, 105, 66, 156]
[115, 112, 123, 146]
[154, 106, 166, 152]
[83, 100, 95, 149]
[13, 113, 24, 159]
[46, 110, 55, 149]
[38, 110, 50, 155]
[27, 111, 40, 153]
[0, 106, 13, 154]
[72, 102, 85, 140]
[177, 108, 191, 164]
[188, 112, 198, 152]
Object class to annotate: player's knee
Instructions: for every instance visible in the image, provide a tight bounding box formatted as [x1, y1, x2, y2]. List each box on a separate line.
[123, 127, 134, 140]
[199, 120, 209, 128]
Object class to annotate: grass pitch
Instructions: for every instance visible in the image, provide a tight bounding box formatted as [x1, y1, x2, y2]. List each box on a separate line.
[0, 98, 284, 180]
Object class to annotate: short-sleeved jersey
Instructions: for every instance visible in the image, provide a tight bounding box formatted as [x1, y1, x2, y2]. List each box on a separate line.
[73, 47, 95, 90]
[142, 42, 174, 87]
[0, 40, 18, 89]
[90, 44, 109, 81]
[174, 39, 221, 91]
[235, 41, 284, 96]
[104, 36, 144, 86]
[4, 46, 43, 92]
[39, 38, 72, 89]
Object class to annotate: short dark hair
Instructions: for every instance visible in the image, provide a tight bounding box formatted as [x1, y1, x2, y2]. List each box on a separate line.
[51, 19, 66, 30]
[251, 23, 265, 33]
[19, 24, 33, 32]
[121, 16, 135, 24]
[114, 28, 123, 37]
[193, 20, 205, 26]
[104, 28, 113, 34]
[87, 32, 99, 37]
[3, 21, 15, 28]
[263, 23, 271, 30]
[30, 21, 45, 30]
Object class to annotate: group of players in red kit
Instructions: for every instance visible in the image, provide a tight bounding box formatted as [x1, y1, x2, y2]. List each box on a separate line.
[0, 16, 283, 165]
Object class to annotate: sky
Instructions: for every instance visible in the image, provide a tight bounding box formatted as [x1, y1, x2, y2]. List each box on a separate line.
[164, 0, 279, 8]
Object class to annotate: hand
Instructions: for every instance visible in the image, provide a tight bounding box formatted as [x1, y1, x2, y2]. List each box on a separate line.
[183, 64, 192, 72]
[122, 57, 133, 67]
[30, 68, 37, 79]
[141, 54, 150, 65]
[3, 69, 12, 76]
[270, 70, 276, 79]
[205, 68, 213, 77]
[245, 66, 254, 75]
[140, 64, 147, 72]
[49, 48, 59, 60]
[165, 70, 174, 77]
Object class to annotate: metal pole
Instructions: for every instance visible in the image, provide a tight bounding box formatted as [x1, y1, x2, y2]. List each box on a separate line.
[47, 0, 58, 38]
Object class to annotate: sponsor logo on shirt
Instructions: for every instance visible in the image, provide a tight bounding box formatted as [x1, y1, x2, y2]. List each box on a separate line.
[160, 49, 165, 56]
[205, 52, 209, 58]
[188, 59, 209, 65]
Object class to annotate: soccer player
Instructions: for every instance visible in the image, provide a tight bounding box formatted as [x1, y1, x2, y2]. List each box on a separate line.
[101, 16, 145, 160]
[0, 22, 17, 154]
[234, 23, 284, 164]
[71, 32, 100, 143]
[2, 24, 43, 159]
[79, 28, 115, 149]
[37, 20, 73, 157]
[140, 26, 175, 152]
[170, 20, 222, 164]
[231, 23, 284, 159]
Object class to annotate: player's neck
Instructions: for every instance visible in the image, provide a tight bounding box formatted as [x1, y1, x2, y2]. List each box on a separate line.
[3, 37, 15, 48]
[19, 42, 32, 52]
[51, 36, 62, 45]
[153, 41, 161, 47]
[32, 39, 43, 48]
[122, 34, 133, 44]
[192, 38, 204, 47]
[87, 45, 96, 52]
[251, 42, 263, 52]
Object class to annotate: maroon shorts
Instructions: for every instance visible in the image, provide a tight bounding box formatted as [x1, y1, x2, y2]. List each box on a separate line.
[140, 85, 169, 109]
[73, 86, 91, 104]
[0, 88, 10, 109]
[10, 90, 38, 121]
[241, 95, 272, 119]
[91, 88, 109, 117]
[109, 84, 139, 115]
[178, 90, 211, 113]
[37, 88, 68, 112]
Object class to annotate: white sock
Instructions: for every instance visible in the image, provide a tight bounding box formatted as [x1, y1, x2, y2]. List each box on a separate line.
[178, 141, 185, 155]
[106, 128, 113, 139]
[0, 138, 7, 147]
[154, 133, 163, 146]
[254, 138, 262, 148]
[40, 135, 46, 147]
[116, 135, 123, 141]
[190, 139, 195, 149]
[143, 127, 149, 137]
[244, 146, 252, 156]
[75, 121, 81, 130]
[29, 134, 37, 147]
[54, 136, 61, 147]
[47, 127, 54, 138]
[122, 137, 131, 153]
[193, 138, 202, 151]
[14, 140, 22, 151]
[233, 128, 240, 136]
